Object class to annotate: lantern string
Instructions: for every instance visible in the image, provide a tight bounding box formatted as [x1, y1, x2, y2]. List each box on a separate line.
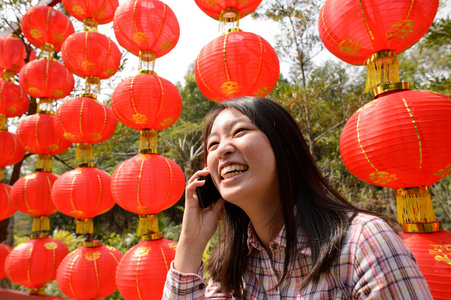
[365, 50, 400, 92]
[137, 214, 159, 237]
[76, 218, 94, 234]
[36, 154, 53, 172]
[0, 114, 7, 130]
[32, 216, 50, 233]
[76, 143, 94, 163]
[396, 186, 437, 226]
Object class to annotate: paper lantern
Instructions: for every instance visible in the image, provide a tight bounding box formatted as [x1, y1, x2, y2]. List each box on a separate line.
[195, 30, 279, 102]
[113, 0, 180, 59]
[57, 241, 123, 299]
[111, 153, 185, 215]
[0, 80, 30, 118]
[21, 5, 75, 53]
[62, 0, 119, 25]
[0, 130, 26, 167]
[5, 236, 69, 292]
[54, 96, 117, 144]
[52, 166, 115, 233]
[194, 0, 262, 23]
[318, 0, 439, 66]
[340, 89, 451, 190]
[16, 113, 72, 155]
[61, 31, 121, 80]
[18, 59, 74, 100]
[400, 230, 451, 300]
[111, 72, 182, 131]
[0, 243, 12, 279]
[0, 35, 27, 74]
[116, 237, 176, 300]
[0, 183, 16, 221]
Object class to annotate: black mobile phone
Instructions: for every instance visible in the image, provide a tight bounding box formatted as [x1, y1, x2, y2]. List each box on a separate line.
[196, 174, 221, 208]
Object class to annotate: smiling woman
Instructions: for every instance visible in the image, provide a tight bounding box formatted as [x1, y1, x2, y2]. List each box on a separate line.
[162, 97, 433, 299]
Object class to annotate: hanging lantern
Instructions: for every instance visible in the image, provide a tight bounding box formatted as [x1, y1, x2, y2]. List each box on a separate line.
[340, 88, 451, 225]
[21, 5, 75, 57]
[194, 0, 262, 24]
[61, 31, 121, 80]
[0, 80, 30, 118]
[62, 0, 119, 26]
[113, 0, 180, 67]
[0, 35, 27, 74]
[16, 113, 72, 156]
[318, 0, 439, 90]
[0, 183, 16, 221]
[10, 171, 58, 232]
[195, 30, 279, 102]
[0, 243, 12, 279]
[54, 95, 117, 144]
[52, 166, 115, 234]
[111, 72, 182, 131]
[400, 230, 451, 300]
[5, 235, 69, 294]
[116, 237, 176, 300]
[18, 58, 74, 100]
[57, 240, 122, 299]
[0, 130, 26, 168]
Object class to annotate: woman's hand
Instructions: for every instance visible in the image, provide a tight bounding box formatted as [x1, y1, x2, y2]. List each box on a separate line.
[173, 168, 225, 273]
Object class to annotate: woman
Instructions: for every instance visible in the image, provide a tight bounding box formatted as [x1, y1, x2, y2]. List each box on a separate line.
[163, 97, 432, 299]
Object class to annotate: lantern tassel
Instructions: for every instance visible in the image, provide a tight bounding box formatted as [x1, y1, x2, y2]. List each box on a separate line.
[219, 8, 240, 32]
[76, 143, 94, 163]
[139, 51, 156, 72]
[85, 77, 101, 96]
[36, 154, 53, 171]
[365, 50, 400, 92]
[38, 43, 54, 60]
[0, 114, 7, 130]
[2, 69, 15, 81]
[139, 129, 159, 154]
[29, 287, 45, 295]
[76, 219, 94, 234]
[137, 214, 159, 236]
[396, 186, 437, 225]
[37, 98, 53, 114]
[0, 167, 4, 182]
[32, 216, 50, 233]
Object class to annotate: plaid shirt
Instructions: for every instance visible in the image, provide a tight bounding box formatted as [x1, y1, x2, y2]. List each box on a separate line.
[163, 213, 432, 299]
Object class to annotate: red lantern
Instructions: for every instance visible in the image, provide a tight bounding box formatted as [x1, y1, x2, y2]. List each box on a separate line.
[62, 0, 119, 25]
[113, 0, 180, 59]
[400, 230, 451, 300]
[0, 243, 12, 279]
[61, 31, 121, 80]
[54, 96, 117, 144]
[57, 242, 122, 299]
[16, 113, 72, 155]
[19, 59, 74, 100]
[318, 0, 439, 66]
[5, 236, 69, 291]
[0, 80, 30, 118]
[0, 183, 16, 221]
[111, 72, 182, 131]
[111, 153, 185, 215]
[195, 30, 279, 102]
[0, 35, 27, 74]
[340, 89, 451, 190]
[194, 0, 262, 23]
[52, 166, 115, 220]
[0, 130, 25, 167]
[10, 171, 58, 230]
[21, 5, 75, 52]
[116, 238, 176, 300]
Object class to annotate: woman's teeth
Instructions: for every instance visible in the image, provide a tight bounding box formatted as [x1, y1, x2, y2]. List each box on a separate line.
[221, 164, 248, 179]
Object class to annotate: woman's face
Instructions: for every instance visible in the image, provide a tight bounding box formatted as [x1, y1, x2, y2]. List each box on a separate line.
[206, 108, 279, 210]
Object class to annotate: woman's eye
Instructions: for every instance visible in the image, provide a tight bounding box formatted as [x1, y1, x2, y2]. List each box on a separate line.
[233, 128, 248, 136]
[207, 142, 218, 151]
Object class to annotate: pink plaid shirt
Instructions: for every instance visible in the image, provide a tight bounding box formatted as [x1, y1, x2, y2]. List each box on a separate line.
[163, 213, 432, 299]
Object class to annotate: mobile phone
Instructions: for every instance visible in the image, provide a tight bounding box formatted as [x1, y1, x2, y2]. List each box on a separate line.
[196, 174, 222, 208]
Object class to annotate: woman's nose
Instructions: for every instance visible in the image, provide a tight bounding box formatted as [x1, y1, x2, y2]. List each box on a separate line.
[216, 139, 235, 158]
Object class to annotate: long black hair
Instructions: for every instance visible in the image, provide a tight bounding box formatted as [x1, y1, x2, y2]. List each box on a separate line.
[203, 97, 391, 295]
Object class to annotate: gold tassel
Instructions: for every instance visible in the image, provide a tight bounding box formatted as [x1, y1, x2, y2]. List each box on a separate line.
[76, 218, 94, 234]
[0, 167, 4, 182]
[139, 51, 156, 73]
[137, 214, 159, 236]
[2, 69, 15, 81]
[76, 143, 94, 163]
[36, 154, 53, 172]
[365, 50, 400, 92]
[32, 216, 50, 233]
[83, 17, 98, 32]
[139, 129, 159, 154]
[0, 114, 6, 130]
[219, 8, 240, 32]
[85, 77, 101, 96]
[38, 43, 54, 60]
[29, 287, 46, 295]
[37, 98, 53, 114]
[396, 186, 437, 225]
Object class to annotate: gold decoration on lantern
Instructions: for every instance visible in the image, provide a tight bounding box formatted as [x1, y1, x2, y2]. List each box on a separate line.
[137, 214, 159, 237]
[0, 114, 6, 130]
[39, 43, 55, 60]
[36, 154, 53, 172]
[29, 287, 46, 295]
[372, 82, 410, 97]
[365, 50, 400, 92]
[83, 17, 99, 31]
[0, 167, 4, 182]
[139, 51, 156, 72]
[2, 69, 15, 81]
[76, 218, 94, 234]
[219, 8, 240, 31]
[139, 129, 159, 154]
[37, 98, 54, 114]
[32, 216, 50, 232]
[75, 143, 94, 163]
[85, 76, 101, 96]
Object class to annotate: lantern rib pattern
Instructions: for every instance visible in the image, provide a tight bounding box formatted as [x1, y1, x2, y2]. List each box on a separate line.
[402, 98, 422, 169]
[252, 35, 263, 85]
[69, 176, 78, 215]
[101, 38, 113, 75]
[94, 259, 100, 297]
[109, 251, 119, 263]
[49, 246, 56, 282]
[112, 162, 126, 208]
[68, 254, 79, 298]
[0, 185, 10, 219]
[195, 57, 215, 94]
[34, 114, 40, 148]
[79, 98, 85, 137]
[162, 158, 173, 209]
[357, 113, 379, 172]
[156, 76, 164, 120]
[152, 4, 167, 51]
[95, 173, 102, 212]
[45, 7, 51, 33]
[222, 35, 230, 81]
[99, 104, 108, 137]
[45, 175, 52, 212]
[137, 159, 144, 207]
[358, 0, 374, 40]
[132, 0, 139, 35]
[160, 247, 168, 272]
[44, 60, 49, 91]
[130, 75, 137, 114]
[135, 251, 143, 300]
[320, 5, 338, 45]
[23, 177, 31, 213]
[27, 247, 33, 285]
